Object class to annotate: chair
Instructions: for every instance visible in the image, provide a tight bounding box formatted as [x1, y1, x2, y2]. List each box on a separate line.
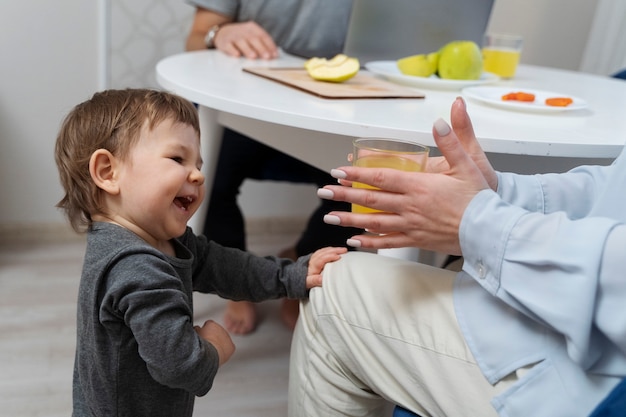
[612, 69, 626, 80]
[392, 378, 626, 417]
[588, 378, 626, 417]
[392, 406, 419, 417]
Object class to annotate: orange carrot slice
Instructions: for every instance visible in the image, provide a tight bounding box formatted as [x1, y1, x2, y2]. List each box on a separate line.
[545, 97, 573, 107]
[501, 91, 536, 102]
[515, 92, 536, 102]
[501, 92, 518, 101]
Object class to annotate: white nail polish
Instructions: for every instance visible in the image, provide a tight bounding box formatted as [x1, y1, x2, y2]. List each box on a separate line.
[317, 188, 334, 199]
[346, 239, 362, 248]
[331, 169, 347, 179]
[323, 215, 341, 225]
[434, 118, 451, 136]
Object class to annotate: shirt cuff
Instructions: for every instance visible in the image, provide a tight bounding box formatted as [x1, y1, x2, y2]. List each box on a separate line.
[459, 189, 527, 294]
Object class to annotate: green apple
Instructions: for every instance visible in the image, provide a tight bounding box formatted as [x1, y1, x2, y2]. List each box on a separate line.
[397, 53, 438, 77]
[437, 41, 483, 80]
[426, 52, 440, 75]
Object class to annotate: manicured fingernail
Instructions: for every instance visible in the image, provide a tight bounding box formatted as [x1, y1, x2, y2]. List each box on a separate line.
[323, 215, 341, 225]
[456, 96, 466, 109]
[346, 239, 362, 248]
[331, 169, 347, 179]
[317, 188, 334, 199]
[434, 118, 451, 136]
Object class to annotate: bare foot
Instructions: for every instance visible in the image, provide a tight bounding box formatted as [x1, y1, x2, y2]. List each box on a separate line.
[280, 298, 300, 331]
[223, 300, 257, 334]
[278, 246, 298, 261]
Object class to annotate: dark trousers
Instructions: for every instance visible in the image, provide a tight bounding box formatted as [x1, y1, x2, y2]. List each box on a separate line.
[203, 128, 360, 256]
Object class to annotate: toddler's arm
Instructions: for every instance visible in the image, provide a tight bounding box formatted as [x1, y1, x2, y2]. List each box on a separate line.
[194, 320, 235, 366]
[305, 247, 347, 289]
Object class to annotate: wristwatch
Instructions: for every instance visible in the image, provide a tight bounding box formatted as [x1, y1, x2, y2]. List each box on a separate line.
[204, 24, 221, 49]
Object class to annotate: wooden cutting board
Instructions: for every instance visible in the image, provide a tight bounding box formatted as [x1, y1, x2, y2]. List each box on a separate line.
[243, 67, 425, 99]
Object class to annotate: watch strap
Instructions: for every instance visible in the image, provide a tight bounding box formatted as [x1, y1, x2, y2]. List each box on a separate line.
[204, 24, 221, 49]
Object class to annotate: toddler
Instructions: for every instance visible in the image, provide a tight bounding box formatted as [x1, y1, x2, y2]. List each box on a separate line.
[54, 88, 346, 416]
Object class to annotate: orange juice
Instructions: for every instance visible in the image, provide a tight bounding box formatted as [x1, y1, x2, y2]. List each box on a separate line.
[352, 155, 424, 213]
[482, 47, 521, 78]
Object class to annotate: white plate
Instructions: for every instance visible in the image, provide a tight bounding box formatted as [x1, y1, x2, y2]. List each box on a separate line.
[364, 60, 499, 90]
[462, 86, 588, 113]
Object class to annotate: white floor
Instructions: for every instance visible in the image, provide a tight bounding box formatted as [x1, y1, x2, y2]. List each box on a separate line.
[0, 231, 301, 417]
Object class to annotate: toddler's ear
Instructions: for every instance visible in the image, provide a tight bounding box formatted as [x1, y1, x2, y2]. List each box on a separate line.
[89, 149, 120, 195]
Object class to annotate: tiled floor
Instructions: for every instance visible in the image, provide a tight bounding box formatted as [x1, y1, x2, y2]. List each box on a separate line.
[0, 230, 301, 417]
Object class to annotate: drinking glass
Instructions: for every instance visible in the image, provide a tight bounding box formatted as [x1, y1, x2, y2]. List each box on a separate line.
[351, 137, 429, 213]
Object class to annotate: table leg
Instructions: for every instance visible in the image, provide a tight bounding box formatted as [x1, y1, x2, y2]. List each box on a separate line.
[188, 106, 223, 234]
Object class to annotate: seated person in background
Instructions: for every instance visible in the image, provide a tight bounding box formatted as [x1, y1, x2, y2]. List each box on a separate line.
[54, 88, 347, 416]
[288, 97, 626, 416]
[185, 0, 358, 334]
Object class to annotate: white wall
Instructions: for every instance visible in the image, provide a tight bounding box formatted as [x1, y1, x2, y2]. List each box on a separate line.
[0, 0, 609, 238]
[580, 0, 626, 76]
[0, 1, 100, 229]
[487, 0, 599, 71]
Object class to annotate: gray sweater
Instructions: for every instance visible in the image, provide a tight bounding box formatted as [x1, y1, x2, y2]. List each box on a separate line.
[186, 0, 353, 58]
[72, 222, 309, 416]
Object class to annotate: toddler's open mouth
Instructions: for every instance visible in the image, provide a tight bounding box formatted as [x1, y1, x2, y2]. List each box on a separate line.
[174, 196, 194, 211]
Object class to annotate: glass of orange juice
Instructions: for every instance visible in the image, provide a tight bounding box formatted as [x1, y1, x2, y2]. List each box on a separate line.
[482, 33, 523, 79]
[351, 138, 429, 213]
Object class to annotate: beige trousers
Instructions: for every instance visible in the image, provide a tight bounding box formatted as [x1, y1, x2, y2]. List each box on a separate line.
[288, 252, 516, 417]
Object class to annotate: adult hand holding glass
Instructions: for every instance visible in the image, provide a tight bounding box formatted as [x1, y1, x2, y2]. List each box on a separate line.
[317, 98, 495, 254]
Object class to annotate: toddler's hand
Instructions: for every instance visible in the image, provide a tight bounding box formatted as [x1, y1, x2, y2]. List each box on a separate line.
[194, 320, 235, 366]
[306, 247, 347, 289]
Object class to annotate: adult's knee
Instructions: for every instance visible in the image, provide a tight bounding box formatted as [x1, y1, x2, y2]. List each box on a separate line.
[308, 252, 402, 318]
[320, 251, 377, 289]
[311, 252, 453, 320]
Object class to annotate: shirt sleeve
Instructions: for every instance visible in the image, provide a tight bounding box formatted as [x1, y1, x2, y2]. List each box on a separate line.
[182, 231, 310, 300]
[496, 163, 612, 217]
[185, 0, 238, 17]
[460, 186, 624, 370]
[595, 226, 626, 356]
[106, 253, 219, 396]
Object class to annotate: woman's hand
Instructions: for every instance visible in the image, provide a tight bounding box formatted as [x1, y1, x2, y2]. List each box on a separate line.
[317, 98, 492, 254]
[426, 98, 498, 191]
[215, 21, 279, 60]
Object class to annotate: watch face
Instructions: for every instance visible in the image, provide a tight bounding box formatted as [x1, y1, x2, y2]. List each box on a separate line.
[205, 25, 220, 48]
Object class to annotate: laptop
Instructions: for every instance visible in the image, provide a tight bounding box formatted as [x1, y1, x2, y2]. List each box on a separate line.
[343, 0, 495, 64]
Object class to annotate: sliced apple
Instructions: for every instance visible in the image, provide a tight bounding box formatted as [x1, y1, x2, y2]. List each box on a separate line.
[305, 54, 360, 83]
[327, 54, 350, 66]
[304, 57, 327, 71]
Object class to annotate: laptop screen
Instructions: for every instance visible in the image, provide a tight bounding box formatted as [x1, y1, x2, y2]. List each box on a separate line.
[343, 0, 495, 64]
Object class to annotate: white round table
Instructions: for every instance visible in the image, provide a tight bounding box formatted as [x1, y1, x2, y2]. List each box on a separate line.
[157, 50, 626, 261]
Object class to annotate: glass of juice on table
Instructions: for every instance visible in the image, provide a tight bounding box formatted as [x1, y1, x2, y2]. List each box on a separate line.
[351, 138, 429, 213]
[482, 33, 523, 79]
